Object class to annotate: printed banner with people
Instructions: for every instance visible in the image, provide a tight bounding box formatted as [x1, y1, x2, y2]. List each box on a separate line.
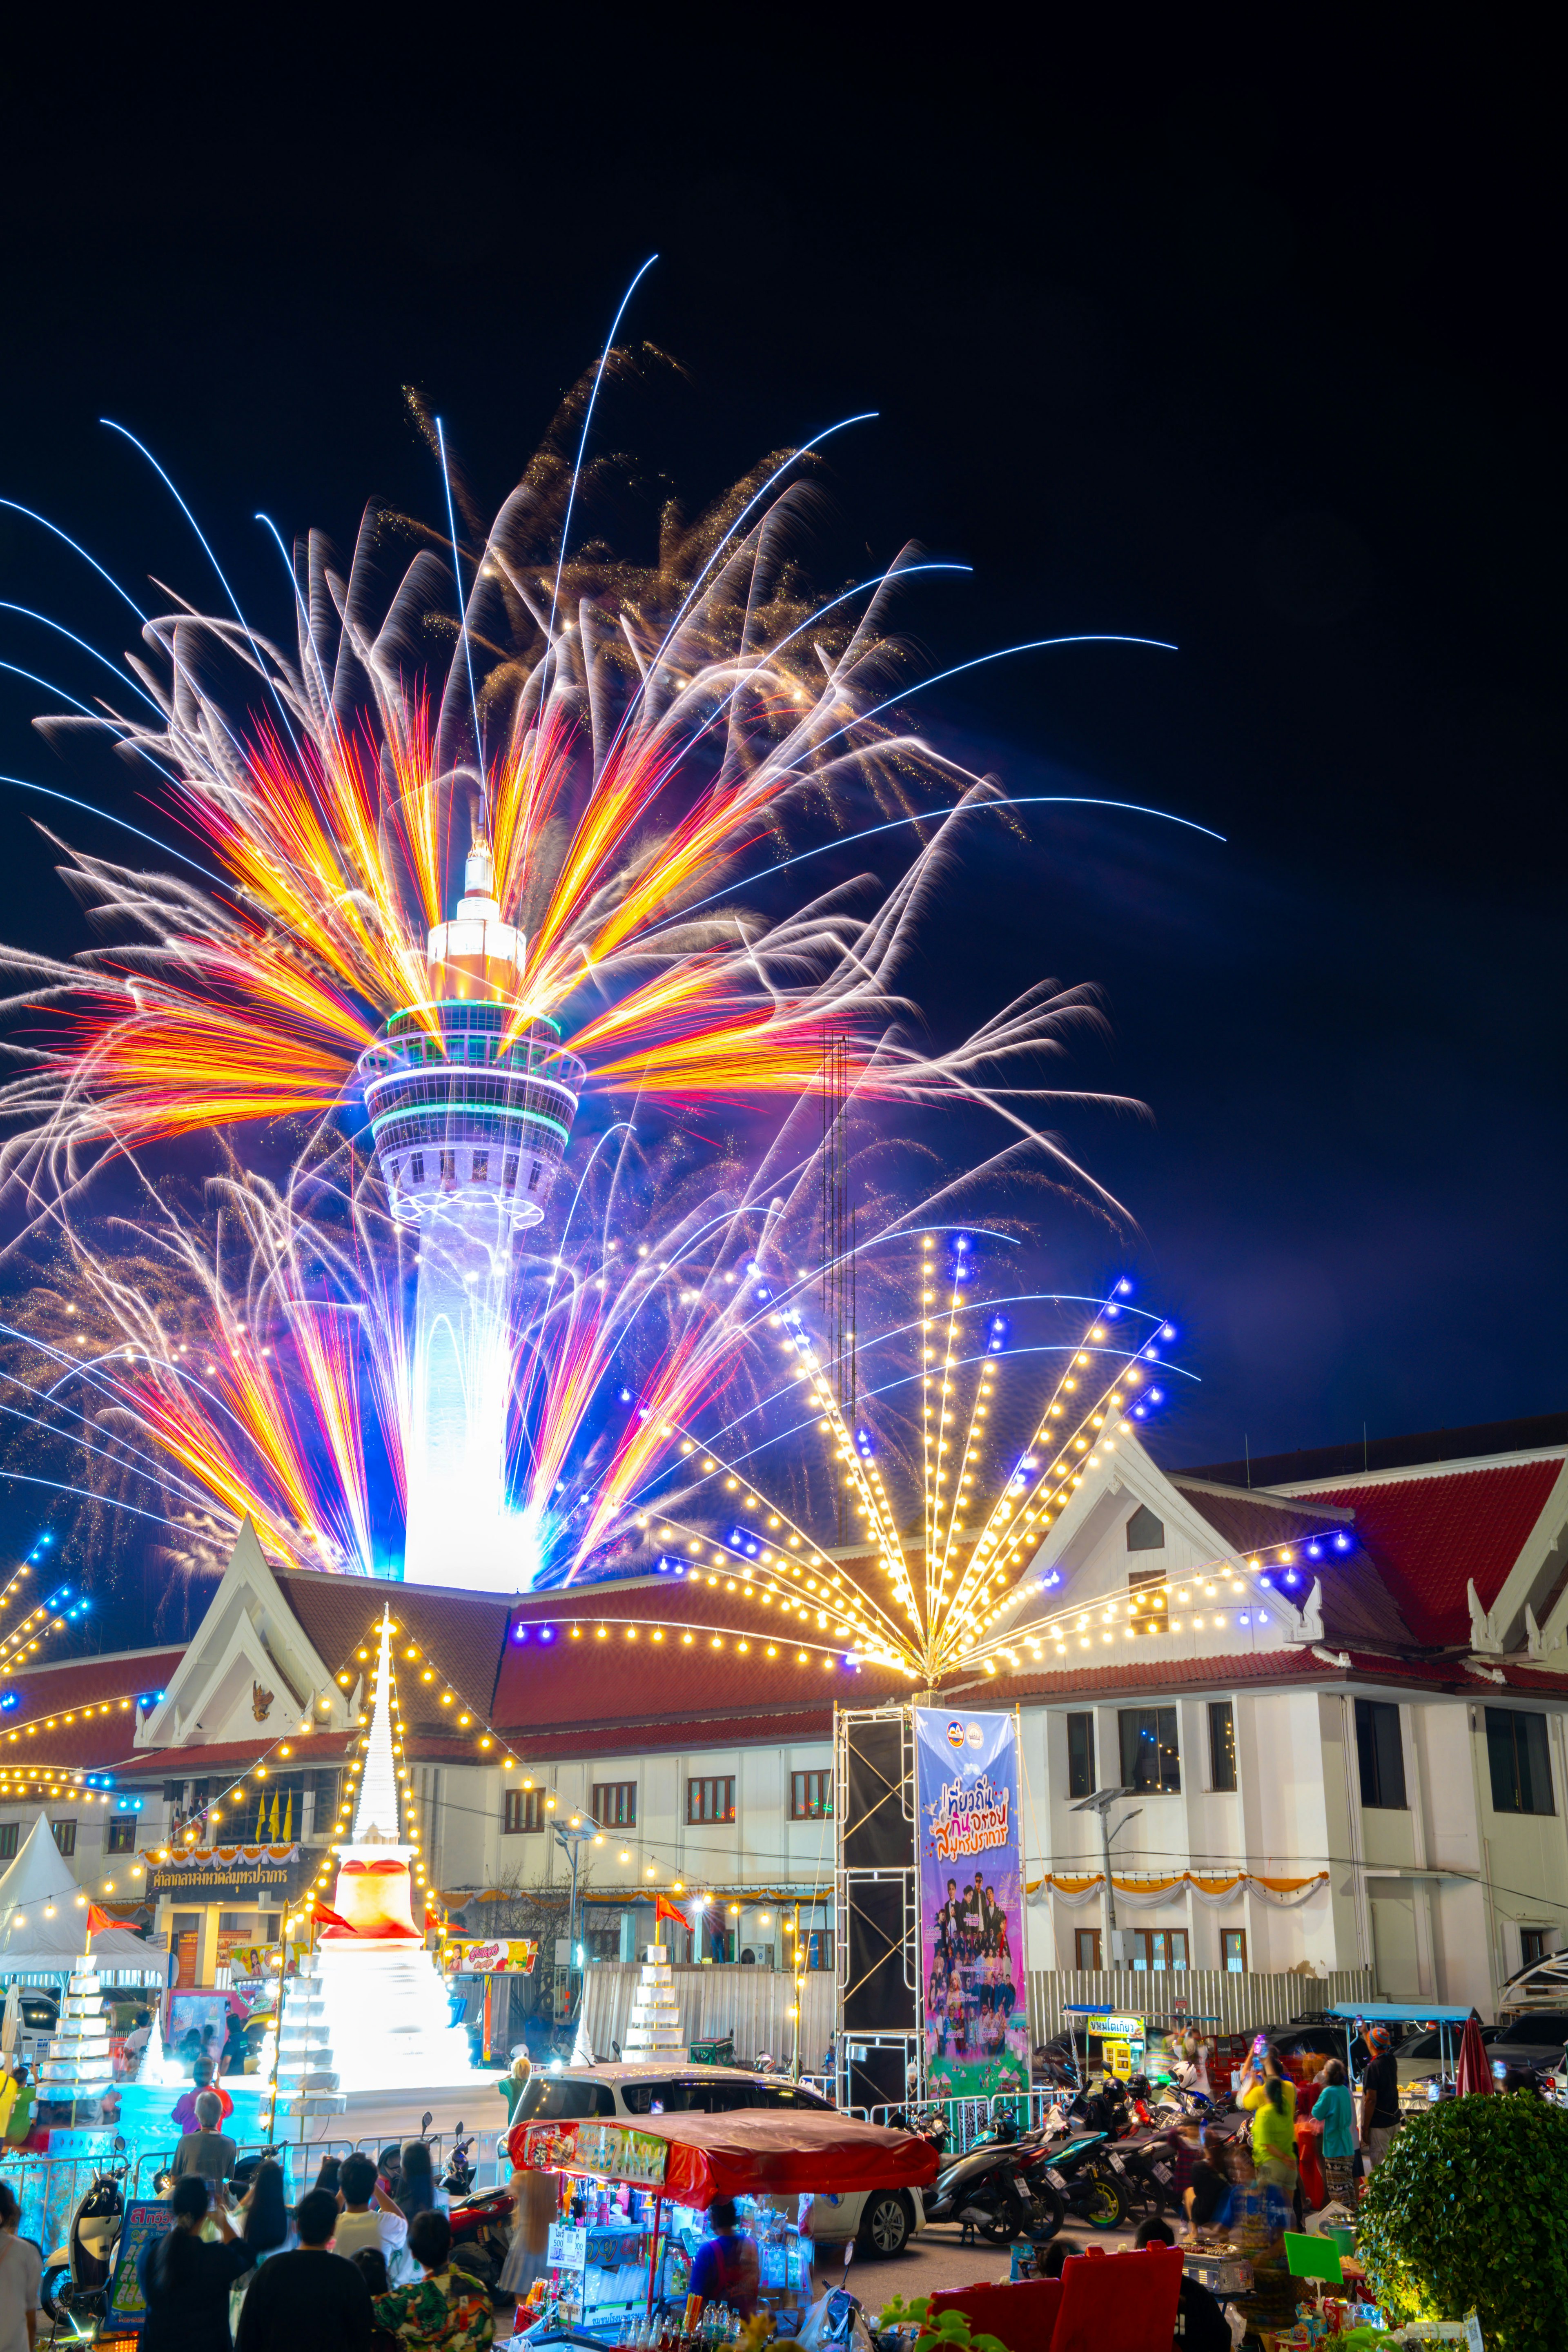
[915, 1705, 1029, 2100]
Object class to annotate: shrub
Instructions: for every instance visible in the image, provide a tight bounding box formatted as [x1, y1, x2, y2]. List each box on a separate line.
[1357, 2091, 1568, 2349]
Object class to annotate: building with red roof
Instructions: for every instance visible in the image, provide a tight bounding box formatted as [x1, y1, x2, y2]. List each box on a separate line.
[4, 1413, 1566, 2019]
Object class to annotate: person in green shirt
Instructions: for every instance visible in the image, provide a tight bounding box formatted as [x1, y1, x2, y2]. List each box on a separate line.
[374, 2211, 493, 2350]
[1237, 2045, 1298, 2200]
[497, 2051, 530, 2125]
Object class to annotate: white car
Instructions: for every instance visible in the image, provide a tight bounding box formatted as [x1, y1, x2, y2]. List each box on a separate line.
[511, 2062, 924, 2256]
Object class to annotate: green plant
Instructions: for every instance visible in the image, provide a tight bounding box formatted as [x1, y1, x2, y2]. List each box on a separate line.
[1357, 2091, 1568, 2349]
[875, 2295, 1008, 2352]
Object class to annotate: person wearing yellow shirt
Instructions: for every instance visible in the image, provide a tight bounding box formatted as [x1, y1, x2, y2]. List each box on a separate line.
[1237, 2043, 1299, 2209]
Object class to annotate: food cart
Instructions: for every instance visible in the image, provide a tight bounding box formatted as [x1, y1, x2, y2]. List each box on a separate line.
[506, 2109, 941, 2340]
[1062, 2003, 1147, 2081]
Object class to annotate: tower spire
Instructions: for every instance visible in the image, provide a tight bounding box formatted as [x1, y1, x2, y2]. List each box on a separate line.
[351, 1611, 403, 1846]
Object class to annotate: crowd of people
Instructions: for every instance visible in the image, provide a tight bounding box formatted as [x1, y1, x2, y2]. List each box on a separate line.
[137, 2142, 497, 2352]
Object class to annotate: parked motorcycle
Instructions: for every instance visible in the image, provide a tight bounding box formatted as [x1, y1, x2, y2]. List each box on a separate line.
[1021, 2128, 1127, 2231]
[442, 2122, 476, 2197]
[41, 2147, 129, 2328]
[448, 2176, 517, 2291]
[921, 2132, 1065, 2244]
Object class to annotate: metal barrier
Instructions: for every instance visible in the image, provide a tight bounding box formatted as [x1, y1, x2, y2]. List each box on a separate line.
[843, 2087, 1073, 2156]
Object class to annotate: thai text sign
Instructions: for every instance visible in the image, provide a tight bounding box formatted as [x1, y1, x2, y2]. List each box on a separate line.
[518, 2118, 669, 2185]
[450, 1936, 539, 1974]
[147, 1844, 308, 1902]
[915, 1706, 1029, 2102]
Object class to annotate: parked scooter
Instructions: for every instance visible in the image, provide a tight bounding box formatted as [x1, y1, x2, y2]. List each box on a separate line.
[1020, 2128, 1127, 2231]
[447, 2176, 517, 2291]
[921, 2132, 1066, 2244]
[442, 2122, 476, 2197]
[40, 2145, 129, 2328]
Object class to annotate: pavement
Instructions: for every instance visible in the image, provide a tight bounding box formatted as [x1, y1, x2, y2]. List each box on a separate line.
[809, 2217, 1143, 2312]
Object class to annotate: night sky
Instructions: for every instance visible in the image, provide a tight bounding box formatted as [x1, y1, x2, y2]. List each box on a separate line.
[0, 29, 1560, 1630]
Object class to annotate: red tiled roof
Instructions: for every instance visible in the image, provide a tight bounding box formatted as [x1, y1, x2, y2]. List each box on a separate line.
[1292, 1461, 1566, 1644]
[275, 1570, 514, 1733]
[1171, 1484, 1352, 1552]
[0, 1648, 186, 1773]
[493, 1576, 909, 1734]
[509, 1709, 837, 1762]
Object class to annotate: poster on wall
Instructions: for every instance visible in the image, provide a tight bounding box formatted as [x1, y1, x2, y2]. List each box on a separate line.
[914, 1705, 1029, 2100]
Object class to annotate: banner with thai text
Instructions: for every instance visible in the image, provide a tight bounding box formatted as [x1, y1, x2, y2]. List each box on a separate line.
[915, 1705, 1029, 2100]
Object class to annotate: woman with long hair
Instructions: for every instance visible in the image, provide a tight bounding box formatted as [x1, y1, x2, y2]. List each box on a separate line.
[395, 2140, 441, 2220]
[1237, 2043, 1300, 2216]
[136, 2176, 254, 2352]
[240, 2160, 290, 2258]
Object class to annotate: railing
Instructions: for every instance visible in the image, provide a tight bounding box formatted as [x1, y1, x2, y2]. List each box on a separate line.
[841, 2088, 1073, 2156]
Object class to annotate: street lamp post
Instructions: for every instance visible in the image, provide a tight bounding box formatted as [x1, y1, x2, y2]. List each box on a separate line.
[1069, 1786, 1142, 1969]
[552, 1814, 599, 2042]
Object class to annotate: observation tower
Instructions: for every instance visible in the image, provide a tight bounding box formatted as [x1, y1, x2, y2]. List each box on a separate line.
[356, 841, 585, 1589]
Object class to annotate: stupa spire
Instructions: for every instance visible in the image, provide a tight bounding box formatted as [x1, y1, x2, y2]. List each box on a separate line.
[351, 1612, 402, 1846]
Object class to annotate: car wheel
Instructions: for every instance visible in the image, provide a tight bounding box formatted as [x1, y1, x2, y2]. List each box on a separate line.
[858, 2191, 911, 2256]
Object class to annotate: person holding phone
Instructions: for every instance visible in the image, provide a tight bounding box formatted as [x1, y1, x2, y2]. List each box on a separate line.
[1237, 2041, 1299, 2212]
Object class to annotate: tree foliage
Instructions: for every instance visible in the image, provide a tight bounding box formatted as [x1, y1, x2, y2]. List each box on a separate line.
[1357, 2092, 1568, 2349]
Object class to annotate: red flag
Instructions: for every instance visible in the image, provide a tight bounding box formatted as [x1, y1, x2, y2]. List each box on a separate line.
[85, 1902, 114, 1937]
[654, 1893, 686, 1934]
[310, 1900, 356, 1933]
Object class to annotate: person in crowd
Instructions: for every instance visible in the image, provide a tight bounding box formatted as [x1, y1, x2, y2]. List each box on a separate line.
[395, 2140, 441, 2220]
[123, 2010, 153, 2068]
[376, 2147, 405, 2203]
[1237, 2045, 1299, 2204]
[498, 2159, 556, 2303]
[373, 2210, 494, 2349]
[138, 2175, 254, 2352]
[220, 2011, 249, 2078]
[1133, 2218, 1229, 2351]
[688, 2198, 759, 2318]
[334, 2153, 410, 2265]
[1310, 2060, 1357, 2202]
[352, 2250, 399, 2352]
[0, 2179, 42, 2352]
[1, 2067, 33, 2149]
[173, 2058, 234, 2135]
[240, 2160, 291, 2260]
[170, 2089, 238, 2185]
[1359, 2026, 1402, 2169]
[234, 2188, 372, 2352]
[497, 2052, 531, 2124]
[177, 2027, 205, 2072]
[315, 2156, 342, 2198]
[1038, 2236, 1082, 2278]
[1182, 2131, 1233, 2237]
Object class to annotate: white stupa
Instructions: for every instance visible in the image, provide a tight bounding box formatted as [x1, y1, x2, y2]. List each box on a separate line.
[274, 1614, 480, 2138]
[622, 1946, 685, 2059]
[36, 1953, 113, 2099]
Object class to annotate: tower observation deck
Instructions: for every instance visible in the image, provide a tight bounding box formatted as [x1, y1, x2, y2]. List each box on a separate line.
[357, 840, 584, 1591]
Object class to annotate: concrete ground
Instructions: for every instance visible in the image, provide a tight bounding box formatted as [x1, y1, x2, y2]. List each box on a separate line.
[809, 2217, 1142, 2312]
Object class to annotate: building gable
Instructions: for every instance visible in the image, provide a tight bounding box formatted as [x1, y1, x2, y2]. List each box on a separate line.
[133, 1517, 349, 1751]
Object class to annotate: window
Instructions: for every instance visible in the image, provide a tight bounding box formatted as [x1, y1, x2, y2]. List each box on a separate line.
[410, 1152, 425, 1183]
[51, 1820, 77, 1856]
[0, 1825, 16, 1862]
[1126, 1504, 1165, 1551]
[1067, 1712, 1096, 1800]
[1486, 1708, 1555, 1816]
[514, 2076, 617, 2123]
[162, 1780, 185, 1805]
[687, 1775, 736, 1824]
[472, 1150, 488, 1182]
[1355, 1699, 1408, 1809]
[107, 1815, 137, 1854]
[504, 1788, 546, 1834]
[1222, 1929, 1247, 1973]
[591, 1782, 637, 1828]
[1128, 1568, 1169, 1630]
[1074, 1928, 1102, 1970]
[1129, 1928, 1188, 1970]
[1120, 1706, 1181, 1794]
[505, 1155, 519, 1187]
[1521, 1929, 1551, 1967]
[1208, 1701, 1237, 1792]
[790, 1770, 833, 1820]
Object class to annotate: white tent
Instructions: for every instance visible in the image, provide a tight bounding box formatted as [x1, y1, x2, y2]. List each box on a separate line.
[0, 1811, 163, 1984]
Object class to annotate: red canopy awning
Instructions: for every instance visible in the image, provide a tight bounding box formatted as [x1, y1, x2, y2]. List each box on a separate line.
[510, 2109, 940, 2206]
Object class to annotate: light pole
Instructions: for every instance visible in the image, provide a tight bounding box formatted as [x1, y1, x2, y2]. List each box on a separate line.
[1069, 1786, 1141, 1969]
[552, 1813, 599, 2042]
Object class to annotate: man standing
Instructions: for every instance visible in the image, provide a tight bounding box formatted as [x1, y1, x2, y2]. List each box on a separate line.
[331, 2153, 408, 2266]
[172, 2059, 233, 2135]
[169, 2091, 236, 2188]
[1359, 2026, 1402, 2170]
[235, 2189, 372, 2352]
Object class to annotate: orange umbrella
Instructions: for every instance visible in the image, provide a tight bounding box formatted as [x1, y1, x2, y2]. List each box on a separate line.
[1457, 2009, 1492, 2096]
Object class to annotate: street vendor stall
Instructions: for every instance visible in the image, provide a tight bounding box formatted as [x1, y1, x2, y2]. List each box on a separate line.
[506, 2109, 941, 2339]
[1062, 2002, 1146, 2081]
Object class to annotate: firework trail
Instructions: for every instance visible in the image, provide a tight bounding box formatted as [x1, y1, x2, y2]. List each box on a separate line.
[0, 346, 1167, 1588]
